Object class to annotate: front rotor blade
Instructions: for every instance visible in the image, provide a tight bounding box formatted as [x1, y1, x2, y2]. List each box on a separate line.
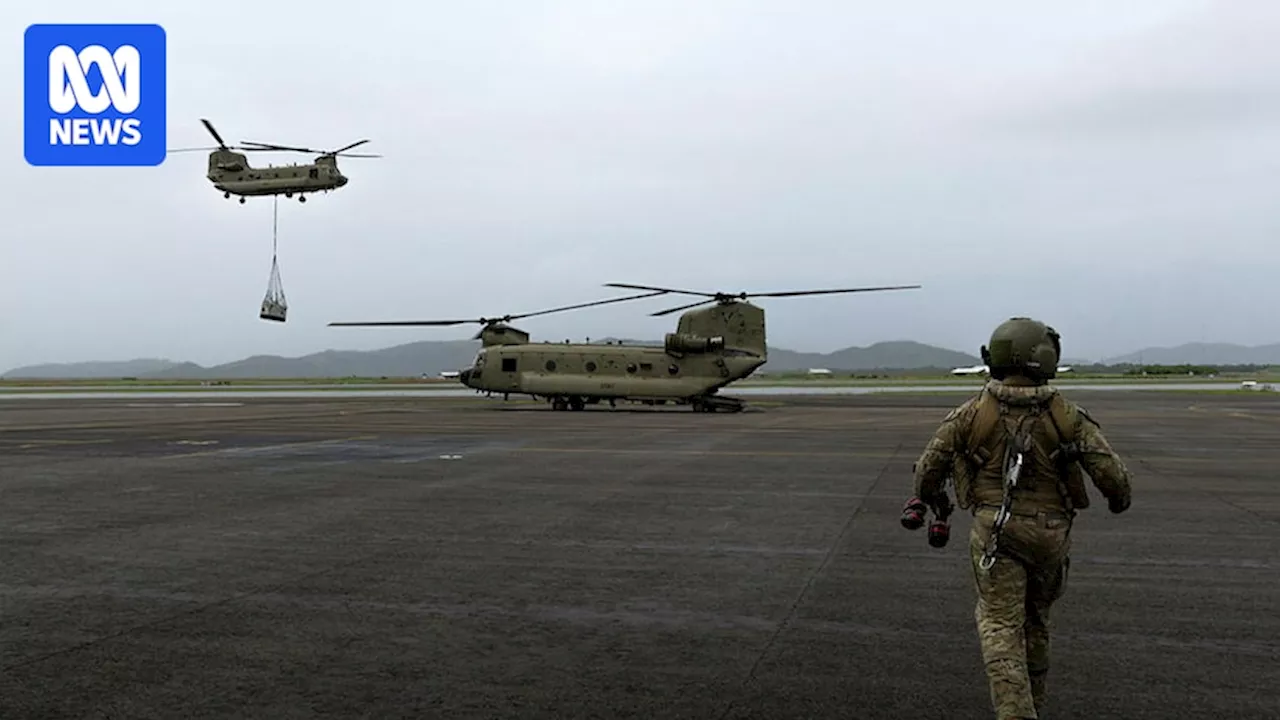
[200, 118, 227, 148]
[651, 298, 716, 316]
[335, 152, 382, 158]
[748, 284, 922, 298]
[328, 320, 471, 327]
[604, 282, 716, 298]
[167, 146, 222, 153]
[240, 141, 325, 154]
[506, 291, 669, 321]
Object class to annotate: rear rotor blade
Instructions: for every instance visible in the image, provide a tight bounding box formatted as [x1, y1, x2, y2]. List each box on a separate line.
[506, 291, 669, 321]
[651, 298, 717, 316]
[329, 291, 669, 328]
[748, 284, 922, 298]
[335, 152, 382, 158]
[167, 145, 223, 153]
[328, 320, 471, 327]
[604, 282, 717, 298]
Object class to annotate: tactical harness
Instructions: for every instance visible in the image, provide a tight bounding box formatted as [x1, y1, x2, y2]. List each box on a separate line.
[956, 390, 1088, 570]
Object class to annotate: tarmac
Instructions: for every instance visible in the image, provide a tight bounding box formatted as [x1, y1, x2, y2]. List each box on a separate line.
[1, 391, 1277, 719]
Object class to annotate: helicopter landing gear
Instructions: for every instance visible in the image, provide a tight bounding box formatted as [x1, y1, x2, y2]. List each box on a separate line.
[298, 195, 306, 203]
[550, 396, 585, 411]
[238, 197, 246, 204]
[224, 191, 231, 199]
[690, 396, 745, 413]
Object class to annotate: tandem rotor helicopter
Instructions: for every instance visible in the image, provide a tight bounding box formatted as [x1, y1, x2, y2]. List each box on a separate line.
[168, 118, 381, 203]
[330, 282, 922, 412]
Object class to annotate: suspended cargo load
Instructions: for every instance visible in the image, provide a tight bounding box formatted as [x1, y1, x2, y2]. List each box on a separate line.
[260, 255, 287, 322]
[260, 196, 287, 322]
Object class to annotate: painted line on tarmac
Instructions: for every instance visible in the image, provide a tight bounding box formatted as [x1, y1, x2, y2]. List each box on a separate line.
[160, 435, 380, 459]
[510, 446, 898, 459]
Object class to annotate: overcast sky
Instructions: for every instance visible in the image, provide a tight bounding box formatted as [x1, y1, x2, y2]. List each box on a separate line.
[3, 1, 1277, 370]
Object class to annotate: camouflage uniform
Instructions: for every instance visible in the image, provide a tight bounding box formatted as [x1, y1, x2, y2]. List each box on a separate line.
[912, 321, 1132, 720]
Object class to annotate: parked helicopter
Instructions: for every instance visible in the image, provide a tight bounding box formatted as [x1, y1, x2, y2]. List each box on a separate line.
[168, 118, 380, 203]
[329, 282, 922, 412]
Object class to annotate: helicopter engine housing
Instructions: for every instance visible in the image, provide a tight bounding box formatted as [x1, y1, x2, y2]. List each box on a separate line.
[664, 333, 725, 354]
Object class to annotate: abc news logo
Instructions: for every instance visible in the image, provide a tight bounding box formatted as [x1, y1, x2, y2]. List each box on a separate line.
[48, 44, 143, 146]
[24, 24, 167, 167]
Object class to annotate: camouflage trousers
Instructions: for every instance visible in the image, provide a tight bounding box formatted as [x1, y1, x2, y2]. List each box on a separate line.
[968, 505, 1072, 720]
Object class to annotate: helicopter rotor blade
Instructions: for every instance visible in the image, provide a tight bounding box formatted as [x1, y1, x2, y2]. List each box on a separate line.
[746, 284, 922, 298]
[167, 146, 223, 153]
[239, 141, 327, 154]
[335, 152, 382, 158]
[329, 291, 669, 329]
[328, 320, 471, 327]
[650, 298, 717, 317]
[330, 139, 371, 155]
[200, 118, 227, 149]
[603, 282, 717, 298]
[504, 291, 669, 322]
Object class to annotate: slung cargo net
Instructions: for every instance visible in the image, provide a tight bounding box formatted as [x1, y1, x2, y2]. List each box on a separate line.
[260, 196, 287, 322]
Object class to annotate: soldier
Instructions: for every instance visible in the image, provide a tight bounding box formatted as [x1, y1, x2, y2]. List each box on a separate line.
[910, 317, 1132, 720]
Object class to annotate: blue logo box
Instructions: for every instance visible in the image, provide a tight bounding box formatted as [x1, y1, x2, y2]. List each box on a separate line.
[24, 23, 167, 167]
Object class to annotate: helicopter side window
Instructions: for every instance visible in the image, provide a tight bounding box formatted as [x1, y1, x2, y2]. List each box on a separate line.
[640, 363, 653, 372]
[626, 363, 637, 374]
[585, 361, 597, 373]
[501, 357, 517, 372]
[668, 364, 679, 375]
[545, 360, 557, 372]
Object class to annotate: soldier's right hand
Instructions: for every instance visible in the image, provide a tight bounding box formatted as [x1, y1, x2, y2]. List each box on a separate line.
[1108, 494, 1130, 514]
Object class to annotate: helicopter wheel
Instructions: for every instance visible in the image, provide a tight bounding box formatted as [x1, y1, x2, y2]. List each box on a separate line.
[569, 396, 585, 411]
[551, 397, 568, 411]
[223, 191, 230, 199]
[299, 195, 306, 203]
[238, 197, 246, 204]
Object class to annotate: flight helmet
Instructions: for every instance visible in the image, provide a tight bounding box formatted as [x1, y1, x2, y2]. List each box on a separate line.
[980, 317, 1061, 383]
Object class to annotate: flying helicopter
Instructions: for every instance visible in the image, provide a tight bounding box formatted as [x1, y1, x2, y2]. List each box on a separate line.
[329, 282, 922, 412]
[168, 118, 380, 203]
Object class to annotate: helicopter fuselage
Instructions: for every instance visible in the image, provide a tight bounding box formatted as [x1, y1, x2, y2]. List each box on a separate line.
[206, 150, 348, 201]
[457, 336, 766, 411]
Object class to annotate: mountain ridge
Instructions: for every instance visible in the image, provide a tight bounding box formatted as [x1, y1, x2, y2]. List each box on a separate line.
[5, 340, 1277, 379]
[3, 340, 979, 379]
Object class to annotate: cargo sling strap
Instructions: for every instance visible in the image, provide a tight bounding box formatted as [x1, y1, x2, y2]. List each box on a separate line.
[963, 391, 1082, 570]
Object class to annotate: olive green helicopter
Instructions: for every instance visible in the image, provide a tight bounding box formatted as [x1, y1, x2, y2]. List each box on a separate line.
[330, 281, 921, 412]
[168, 118, 381, 204]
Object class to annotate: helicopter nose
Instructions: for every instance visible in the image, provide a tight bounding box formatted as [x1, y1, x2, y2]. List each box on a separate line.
[458, 369, 472, 386]
[336, 175, 348, 186]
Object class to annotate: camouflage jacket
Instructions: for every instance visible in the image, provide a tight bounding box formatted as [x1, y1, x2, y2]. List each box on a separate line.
[913, 378, 1132, 515]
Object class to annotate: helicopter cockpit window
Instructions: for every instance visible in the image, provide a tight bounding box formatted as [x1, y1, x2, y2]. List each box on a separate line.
[472, 353, 485, 367]
[308, 168, 318, 179]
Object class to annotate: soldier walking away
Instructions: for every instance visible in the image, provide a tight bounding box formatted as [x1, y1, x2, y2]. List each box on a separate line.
[908, 317, 1133, 719]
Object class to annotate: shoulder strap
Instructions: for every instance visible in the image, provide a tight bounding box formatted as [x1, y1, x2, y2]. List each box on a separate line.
[1044, 393, 1077, 445]
[964, 390, 1004, 464]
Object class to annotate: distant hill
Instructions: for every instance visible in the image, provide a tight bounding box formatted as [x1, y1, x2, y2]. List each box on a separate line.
[2, 339, 980, 379]
[0, 358, 182, 379]
[1103, 343, 1280, 366]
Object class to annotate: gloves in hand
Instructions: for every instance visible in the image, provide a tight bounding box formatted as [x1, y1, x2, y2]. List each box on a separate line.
[1108, 495, 1130, 514]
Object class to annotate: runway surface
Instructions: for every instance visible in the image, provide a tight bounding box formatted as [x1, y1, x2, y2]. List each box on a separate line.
[1, 392, 1278, 719]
